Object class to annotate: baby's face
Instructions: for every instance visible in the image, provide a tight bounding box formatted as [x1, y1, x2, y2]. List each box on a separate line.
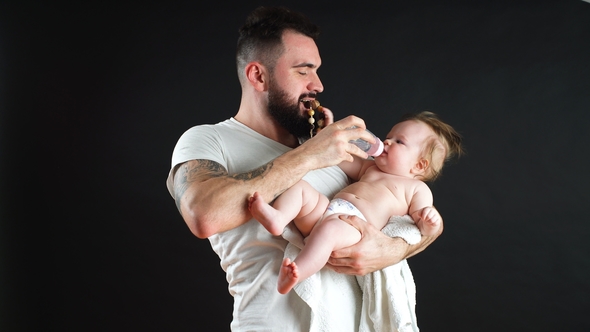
[374, 120, 435, 176]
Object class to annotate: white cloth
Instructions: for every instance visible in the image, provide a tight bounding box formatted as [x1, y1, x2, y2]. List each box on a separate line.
[166, 118, 361, 331]
[358, 215, 422, 332]
[284, 213, 422, 332]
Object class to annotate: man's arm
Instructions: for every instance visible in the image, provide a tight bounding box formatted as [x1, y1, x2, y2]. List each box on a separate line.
[327, 214, 443, 275]
[172, 115, 374, 239]
[172, 156, 305, 238]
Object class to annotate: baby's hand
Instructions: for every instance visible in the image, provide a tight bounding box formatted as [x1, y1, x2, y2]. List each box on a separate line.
[416, 206, 441, 236]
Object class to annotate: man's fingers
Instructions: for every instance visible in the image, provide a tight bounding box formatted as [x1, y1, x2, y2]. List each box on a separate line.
[338, 214, 364, 232]
[321, 107, 334, 126]
[329, 247, 352, 260]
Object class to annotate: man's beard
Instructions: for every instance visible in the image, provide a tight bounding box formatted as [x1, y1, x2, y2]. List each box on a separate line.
[267, 81, 313, 139]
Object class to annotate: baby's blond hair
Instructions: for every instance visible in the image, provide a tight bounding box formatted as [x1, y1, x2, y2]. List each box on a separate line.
[399, 111, 464, 182]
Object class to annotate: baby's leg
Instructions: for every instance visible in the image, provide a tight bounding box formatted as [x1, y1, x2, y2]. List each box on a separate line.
[291, 181, 330, 237]
[249, 180, 327, 236]
[249, 192, 290, 235]
[277, 257, 299, 294]
[290, 213, 362, 284]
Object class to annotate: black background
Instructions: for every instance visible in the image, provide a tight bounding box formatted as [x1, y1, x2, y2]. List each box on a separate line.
[2, 1, 590, 331]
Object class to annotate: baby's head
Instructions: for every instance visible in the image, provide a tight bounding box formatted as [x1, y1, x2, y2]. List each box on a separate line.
[398, 111, 463, 182]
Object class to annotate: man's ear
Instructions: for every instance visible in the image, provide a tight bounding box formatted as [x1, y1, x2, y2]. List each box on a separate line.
[245, 62, 268, 92]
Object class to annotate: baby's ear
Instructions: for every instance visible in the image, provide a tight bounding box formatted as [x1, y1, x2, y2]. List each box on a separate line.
[411, 158, 429, 175]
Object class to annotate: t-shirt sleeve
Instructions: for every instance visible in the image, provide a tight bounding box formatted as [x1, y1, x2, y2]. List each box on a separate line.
[165, 125, 225, 197]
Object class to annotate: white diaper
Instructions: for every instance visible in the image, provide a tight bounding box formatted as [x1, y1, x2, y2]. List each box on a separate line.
[323, 198, 367, 221]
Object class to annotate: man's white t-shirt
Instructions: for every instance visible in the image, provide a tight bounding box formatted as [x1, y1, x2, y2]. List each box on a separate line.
[166, 118, 362, 331]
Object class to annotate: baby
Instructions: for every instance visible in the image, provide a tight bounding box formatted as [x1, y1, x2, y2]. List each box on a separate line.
[249, 111, 463, 294]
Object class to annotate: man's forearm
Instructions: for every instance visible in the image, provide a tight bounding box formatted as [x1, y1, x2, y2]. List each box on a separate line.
[403, 219, 443, 260]
[383, 218, 443, 266]
[404, 233, 440, 260]
[176, 148, 316, 238]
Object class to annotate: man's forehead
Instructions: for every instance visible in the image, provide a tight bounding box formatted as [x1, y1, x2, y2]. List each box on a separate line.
[280, 32, 320, 62]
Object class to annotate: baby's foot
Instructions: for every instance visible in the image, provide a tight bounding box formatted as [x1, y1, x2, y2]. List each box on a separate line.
[277, 257, 299, 294]
[249, 192, 286, 236]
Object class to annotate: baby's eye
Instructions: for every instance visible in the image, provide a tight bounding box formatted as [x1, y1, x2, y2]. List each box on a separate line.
[395, 139, 404, 144]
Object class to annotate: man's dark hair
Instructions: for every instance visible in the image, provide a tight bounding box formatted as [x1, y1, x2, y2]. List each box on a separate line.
[236, 6, 320, 83]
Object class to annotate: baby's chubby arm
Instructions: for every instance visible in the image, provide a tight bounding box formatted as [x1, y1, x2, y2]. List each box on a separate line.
[409, 183, 442, 236]
[337, 156, 375, 181]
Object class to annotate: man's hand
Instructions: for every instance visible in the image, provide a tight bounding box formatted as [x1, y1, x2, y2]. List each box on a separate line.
[328, 213, 443, 276]
[326, 215, 410, 276]
[298, 115, 376, 168]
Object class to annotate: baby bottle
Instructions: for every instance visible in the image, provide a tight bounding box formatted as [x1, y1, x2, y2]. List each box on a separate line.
[349, 128, 384, 157]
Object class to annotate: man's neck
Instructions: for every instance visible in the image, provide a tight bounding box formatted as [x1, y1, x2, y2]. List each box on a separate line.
[234, 112, 300, 148]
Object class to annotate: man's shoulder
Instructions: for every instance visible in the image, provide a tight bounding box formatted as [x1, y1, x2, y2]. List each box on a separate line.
[178, 118, 238, 139]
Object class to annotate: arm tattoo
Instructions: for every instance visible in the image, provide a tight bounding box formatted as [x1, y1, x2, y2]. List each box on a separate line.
[236, 162, 285, 200]
[173, 160, 227, 212]
[231, 162, 273, 181]
[172, 159, 274, 212]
